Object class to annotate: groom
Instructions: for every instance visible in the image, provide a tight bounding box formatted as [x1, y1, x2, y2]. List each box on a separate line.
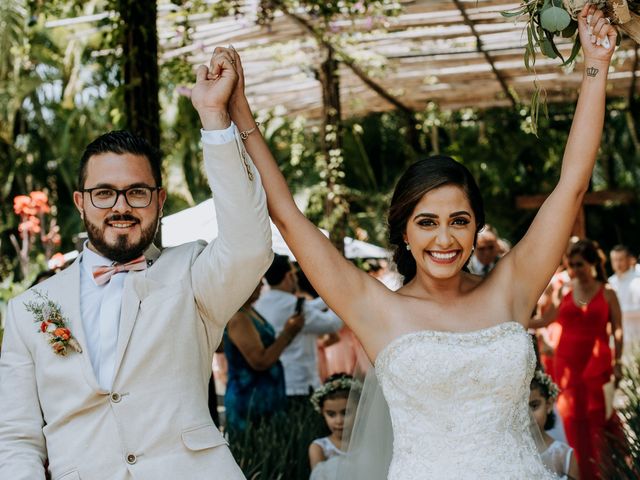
[0, 49, 271, 479]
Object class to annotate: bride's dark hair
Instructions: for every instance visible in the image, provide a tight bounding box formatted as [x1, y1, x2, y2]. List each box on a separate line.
[388, 156, 485, 284]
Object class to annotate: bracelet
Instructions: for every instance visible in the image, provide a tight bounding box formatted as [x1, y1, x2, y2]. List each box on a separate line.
[239, 122, 260, 140]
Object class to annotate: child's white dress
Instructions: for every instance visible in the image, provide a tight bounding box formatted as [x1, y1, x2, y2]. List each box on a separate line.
[309, 437, 347, 480]
[540, 440, 574, 479]
[311, 436, 346, 460]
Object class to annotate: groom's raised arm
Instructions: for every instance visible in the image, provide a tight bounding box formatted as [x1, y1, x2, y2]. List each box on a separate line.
[190, 47, 272, 328]
[0, 299, 47, 479]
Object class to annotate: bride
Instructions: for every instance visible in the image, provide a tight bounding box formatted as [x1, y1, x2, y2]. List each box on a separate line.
[197, 4, 615, 477]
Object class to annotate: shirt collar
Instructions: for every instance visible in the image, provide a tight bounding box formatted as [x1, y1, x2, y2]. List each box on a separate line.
[81, 241, 114, 268]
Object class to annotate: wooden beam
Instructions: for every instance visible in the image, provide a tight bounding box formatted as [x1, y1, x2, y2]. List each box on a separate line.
[451, 0, 517, 107]
[516, 191, 636, 210]
[276, 3, 416, 117]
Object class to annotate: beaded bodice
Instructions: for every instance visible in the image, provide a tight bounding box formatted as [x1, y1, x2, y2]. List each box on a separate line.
[375, 322, 557, 479]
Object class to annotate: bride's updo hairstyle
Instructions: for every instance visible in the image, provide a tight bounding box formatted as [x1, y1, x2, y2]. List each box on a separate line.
[388, 155, 485, 284]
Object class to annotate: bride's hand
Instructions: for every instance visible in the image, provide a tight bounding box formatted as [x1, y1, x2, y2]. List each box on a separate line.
[229, 46, 248, 110]
[578, 4, 616, 65]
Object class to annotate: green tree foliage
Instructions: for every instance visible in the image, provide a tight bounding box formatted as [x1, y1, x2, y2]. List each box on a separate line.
[2, 0, 639, 290]
[0, 0, 120, 282]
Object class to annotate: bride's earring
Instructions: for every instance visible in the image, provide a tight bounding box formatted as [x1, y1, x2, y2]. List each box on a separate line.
[405, 243, 411, 251]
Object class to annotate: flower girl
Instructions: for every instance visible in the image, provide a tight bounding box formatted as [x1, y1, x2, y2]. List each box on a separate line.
[530, 370, 580, 479]
[308, 374, 361, 473]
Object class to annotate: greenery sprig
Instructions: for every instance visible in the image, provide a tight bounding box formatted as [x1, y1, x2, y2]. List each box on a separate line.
[501, 0, 602, 132]
[502, 0, 590, 67]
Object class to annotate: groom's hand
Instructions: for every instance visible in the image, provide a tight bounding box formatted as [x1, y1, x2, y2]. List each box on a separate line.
[192, 47, 238, 130]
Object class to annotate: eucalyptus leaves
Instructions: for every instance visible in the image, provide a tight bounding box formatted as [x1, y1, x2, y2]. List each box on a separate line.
[501, 0, 598, 67]
[501, 0, 605, 132]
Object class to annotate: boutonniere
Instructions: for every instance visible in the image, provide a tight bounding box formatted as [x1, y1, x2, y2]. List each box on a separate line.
[24, 290, 82, 356]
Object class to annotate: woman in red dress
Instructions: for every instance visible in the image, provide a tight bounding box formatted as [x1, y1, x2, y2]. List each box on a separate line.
[542, 239, 623, 479]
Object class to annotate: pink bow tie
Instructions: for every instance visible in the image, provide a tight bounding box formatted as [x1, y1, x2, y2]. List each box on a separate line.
[92, 255, 147, 285]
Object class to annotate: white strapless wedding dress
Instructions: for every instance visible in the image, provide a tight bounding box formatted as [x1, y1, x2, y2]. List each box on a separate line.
[374, 321, 557, 479]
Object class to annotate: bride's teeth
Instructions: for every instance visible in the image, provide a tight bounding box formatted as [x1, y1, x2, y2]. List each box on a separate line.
[431, 251, 456, 260]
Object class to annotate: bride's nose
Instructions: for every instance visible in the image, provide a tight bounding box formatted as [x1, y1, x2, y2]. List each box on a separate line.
[435, 225, 453, 247]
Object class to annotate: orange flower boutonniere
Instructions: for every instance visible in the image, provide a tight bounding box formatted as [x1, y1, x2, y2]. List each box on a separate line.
[25, 290, 82, 356]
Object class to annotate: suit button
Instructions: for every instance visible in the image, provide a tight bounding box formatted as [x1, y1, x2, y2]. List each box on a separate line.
[110, 392, 121, 403]
[126, 453, 137, 464]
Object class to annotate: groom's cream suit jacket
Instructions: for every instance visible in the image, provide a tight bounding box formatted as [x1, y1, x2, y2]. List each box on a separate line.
[0, 132, 273, 480]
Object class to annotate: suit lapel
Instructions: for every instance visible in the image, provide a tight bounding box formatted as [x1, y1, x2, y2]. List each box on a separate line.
[50, 257, 105, 392]
[112, 274, 141, 377]
[112, 244, 161, 377]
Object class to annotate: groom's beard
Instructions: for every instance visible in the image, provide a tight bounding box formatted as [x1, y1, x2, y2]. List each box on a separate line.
[84, 213, 158, 263]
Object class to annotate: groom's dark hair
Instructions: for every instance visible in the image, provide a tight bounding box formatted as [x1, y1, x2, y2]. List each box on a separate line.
[77, 130, 162, 189]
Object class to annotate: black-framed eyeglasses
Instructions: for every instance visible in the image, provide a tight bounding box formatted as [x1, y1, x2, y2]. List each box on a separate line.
[81, 186, 160, 209]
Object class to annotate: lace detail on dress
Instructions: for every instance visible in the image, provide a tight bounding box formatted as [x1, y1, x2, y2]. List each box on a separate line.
[375, 322, 558, 479]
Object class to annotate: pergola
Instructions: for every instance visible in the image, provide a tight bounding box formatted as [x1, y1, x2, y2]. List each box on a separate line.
[156, 0, 640, 120]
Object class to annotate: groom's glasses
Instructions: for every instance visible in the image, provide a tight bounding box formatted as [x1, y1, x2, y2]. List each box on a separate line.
[81, 186, 160, 209]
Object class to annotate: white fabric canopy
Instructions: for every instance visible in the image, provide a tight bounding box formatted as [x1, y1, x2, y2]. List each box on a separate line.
[160, 198, 389, 260]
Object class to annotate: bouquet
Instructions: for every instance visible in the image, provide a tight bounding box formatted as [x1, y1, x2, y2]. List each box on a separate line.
[503, 0, 640, 67]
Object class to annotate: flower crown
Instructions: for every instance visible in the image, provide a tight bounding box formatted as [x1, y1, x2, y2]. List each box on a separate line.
[533, 370, 560, 400]
[310, 375, 363, 413]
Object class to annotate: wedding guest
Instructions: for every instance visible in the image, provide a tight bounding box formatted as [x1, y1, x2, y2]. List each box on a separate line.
[254, 254, 343, 402]
[608, 244, 640, 350]
[308, 373, 361, 471]
[609, 245, 640, 310]
[529, 370, 579, 479]
[536, 239, 623, 480]
[0, 48, 271, 479]
[468, 224, 500, 276]
[223, 282, 304, 432]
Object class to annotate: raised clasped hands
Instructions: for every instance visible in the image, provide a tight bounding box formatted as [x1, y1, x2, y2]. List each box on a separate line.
[578, 3, 617, 66]
[191, 46, 239, 130]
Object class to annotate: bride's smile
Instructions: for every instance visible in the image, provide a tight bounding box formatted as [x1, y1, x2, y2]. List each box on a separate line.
[403, 184, 476, 281]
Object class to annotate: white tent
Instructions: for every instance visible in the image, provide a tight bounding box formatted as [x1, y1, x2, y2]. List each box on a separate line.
[160, 198, 389, 260]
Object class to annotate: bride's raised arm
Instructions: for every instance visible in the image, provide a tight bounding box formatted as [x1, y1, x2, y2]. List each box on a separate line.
[225, 48, 393, 345]
[500, 4, 617, 324]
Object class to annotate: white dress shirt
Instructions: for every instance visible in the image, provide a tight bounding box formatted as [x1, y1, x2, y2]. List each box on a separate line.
[80, 246, 127, 390]
[608, 269, 640, 313]
[79, 124, 237, 391]
[254, 289, 343, 395]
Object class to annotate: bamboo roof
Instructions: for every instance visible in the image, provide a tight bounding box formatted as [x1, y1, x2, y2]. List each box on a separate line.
[158, 0, 640, 118]
[57, 0, 640, 119]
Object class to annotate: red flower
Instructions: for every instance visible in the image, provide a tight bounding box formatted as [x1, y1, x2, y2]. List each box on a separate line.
[40, 321, 48, 332]
[53, 328, 70, 340]
[18, 217, 41, 234]
[13, 195, 31, 215]
[30, 191, 50, 213]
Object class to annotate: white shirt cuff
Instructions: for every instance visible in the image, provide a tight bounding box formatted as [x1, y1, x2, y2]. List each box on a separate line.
[200, 122, 237, 145]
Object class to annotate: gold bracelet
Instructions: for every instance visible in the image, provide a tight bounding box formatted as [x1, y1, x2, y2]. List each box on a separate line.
[239, 122, 260, 140]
